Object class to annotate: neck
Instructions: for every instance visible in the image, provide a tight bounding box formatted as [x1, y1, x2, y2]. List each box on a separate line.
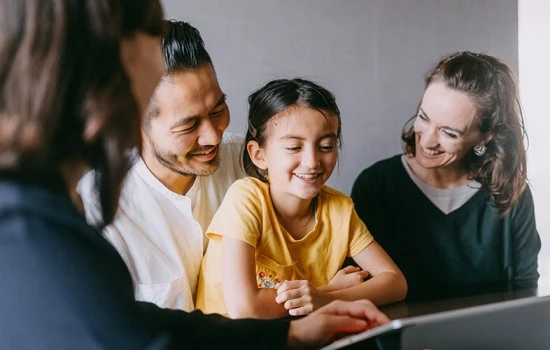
[270, 190, 317, 239]
[406, 157, 471, 189]
[141, 146, 196, 196]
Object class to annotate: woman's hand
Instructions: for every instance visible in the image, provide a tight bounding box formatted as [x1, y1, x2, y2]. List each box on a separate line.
[275, 280, 333, 316]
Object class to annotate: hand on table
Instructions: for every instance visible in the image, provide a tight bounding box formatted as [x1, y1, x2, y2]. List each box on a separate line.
[286, 299, 390, 349]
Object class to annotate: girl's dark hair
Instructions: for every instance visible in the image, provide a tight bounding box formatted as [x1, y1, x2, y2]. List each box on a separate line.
[402, 51, 527, 215]
[243, 78, 341, 182]
[0, 0, 164, 224]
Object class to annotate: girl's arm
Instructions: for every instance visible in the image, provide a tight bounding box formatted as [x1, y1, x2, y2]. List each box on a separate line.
[327, 241, 407, 305]
[276, 241, 406, 314]
[222, 236, 290, 319]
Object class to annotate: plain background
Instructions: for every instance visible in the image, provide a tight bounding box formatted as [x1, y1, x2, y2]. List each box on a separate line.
[161, 0, 549, 280]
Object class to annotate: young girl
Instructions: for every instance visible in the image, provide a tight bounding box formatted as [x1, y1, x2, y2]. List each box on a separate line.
[196, 78, 407, 319]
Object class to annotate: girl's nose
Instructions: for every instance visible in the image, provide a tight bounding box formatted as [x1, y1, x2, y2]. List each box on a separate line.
[300, 149, 320, 168]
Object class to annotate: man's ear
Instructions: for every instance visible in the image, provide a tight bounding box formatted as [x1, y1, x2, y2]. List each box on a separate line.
[247, 140, 268, 170]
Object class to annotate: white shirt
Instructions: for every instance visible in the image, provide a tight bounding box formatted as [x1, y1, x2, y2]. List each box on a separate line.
[78, 133, 245, 311]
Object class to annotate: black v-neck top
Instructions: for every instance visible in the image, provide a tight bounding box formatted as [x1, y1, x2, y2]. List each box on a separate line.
[351, 155, 541, 301]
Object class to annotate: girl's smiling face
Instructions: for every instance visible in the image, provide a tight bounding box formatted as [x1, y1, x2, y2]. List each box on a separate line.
[250, 106, 339, 204]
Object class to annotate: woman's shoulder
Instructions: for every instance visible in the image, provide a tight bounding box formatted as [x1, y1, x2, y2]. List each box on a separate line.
[354, 154, 405, 185]
[362, 154, 403, 173]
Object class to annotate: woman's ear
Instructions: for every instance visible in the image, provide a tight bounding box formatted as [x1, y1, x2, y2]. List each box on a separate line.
[477, 132, 493, 149]
[247, 140, 268, 170]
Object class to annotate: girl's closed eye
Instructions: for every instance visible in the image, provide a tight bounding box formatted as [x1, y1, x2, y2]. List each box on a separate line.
[285, 145, 302, 152]
[319, 144, 336, 152]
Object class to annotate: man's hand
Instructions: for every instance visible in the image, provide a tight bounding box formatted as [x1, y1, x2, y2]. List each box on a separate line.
[286, 299, 390, 349]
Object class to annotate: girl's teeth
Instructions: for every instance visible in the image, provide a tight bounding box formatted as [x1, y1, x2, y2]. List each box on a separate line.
[296, 174, 319, 179]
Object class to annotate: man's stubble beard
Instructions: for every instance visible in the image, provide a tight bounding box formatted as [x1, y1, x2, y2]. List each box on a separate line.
[151, 141, 221, 178]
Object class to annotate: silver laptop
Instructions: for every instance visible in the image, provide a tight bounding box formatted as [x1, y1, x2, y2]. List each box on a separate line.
[322, 295, 550, 350]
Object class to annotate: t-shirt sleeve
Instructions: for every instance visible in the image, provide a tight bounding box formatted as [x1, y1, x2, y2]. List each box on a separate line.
[510, 185, 541, 287]
[206, 179, 263, 248]
[348, 205, 375, 257]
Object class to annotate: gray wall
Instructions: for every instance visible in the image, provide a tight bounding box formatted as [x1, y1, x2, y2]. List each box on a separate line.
[161, 0, 518, 195]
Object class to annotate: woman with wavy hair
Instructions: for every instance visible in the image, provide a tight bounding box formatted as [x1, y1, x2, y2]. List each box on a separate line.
[351, 51, 541, 301]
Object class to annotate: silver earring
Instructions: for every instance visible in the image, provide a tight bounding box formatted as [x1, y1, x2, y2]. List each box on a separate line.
[473, 144, 487, 156]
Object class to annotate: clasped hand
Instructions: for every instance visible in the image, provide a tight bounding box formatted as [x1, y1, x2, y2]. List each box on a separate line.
[275, 266, 370, 316]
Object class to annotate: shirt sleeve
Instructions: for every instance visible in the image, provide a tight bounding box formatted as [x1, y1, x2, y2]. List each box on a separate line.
[206, 179, 263, 248]
[509, 185, 541, 288]
[137, 302, 290, 349]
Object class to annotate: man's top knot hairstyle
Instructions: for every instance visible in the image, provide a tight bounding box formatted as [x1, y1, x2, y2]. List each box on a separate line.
[162, 19, 213, 74]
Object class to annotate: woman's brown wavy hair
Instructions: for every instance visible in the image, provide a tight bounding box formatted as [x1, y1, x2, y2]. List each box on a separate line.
[0, 0, 164, 224]
[402, 51, 527, 216]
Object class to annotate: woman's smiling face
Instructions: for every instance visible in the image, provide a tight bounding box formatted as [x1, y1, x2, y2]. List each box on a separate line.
[413, 81, 485, 172]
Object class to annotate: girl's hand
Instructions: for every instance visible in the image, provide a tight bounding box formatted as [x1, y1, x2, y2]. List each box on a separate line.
[327, 265, 370, 291]
[275, 280, 333, 316]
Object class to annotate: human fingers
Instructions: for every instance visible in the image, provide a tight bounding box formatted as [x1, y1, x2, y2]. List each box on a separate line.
[282, 292, 313, 310]
[287, 301, 315, 316]
[286, 311, 369, 349]
[276, 280, 307, 296]
[322, 300, 390, 326]
[276, 283, 310, 305]
[340, 265, 361, 274]
[358, 269, 370, 280]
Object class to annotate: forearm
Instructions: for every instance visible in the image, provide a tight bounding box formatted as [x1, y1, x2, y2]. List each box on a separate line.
[227, 288, 290, 319]
[326, 272, 407, 306]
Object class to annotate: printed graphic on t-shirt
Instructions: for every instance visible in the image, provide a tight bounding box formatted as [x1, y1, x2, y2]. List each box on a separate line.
[257, 271, 282, 288]
[255, 253, 294, 288]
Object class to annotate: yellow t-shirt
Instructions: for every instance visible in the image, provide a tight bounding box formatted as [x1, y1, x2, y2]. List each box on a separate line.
[196, 177, 374, 316]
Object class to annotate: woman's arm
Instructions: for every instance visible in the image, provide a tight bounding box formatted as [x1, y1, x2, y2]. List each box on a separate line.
[222, 236, 289, 319]
[510, 186, 541, 287]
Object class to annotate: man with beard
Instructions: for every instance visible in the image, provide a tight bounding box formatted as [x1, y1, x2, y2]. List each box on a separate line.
[78, 20, 245, 311]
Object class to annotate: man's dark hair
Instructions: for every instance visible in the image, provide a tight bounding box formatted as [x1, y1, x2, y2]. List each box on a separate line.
[144, 20, 213, 126]
[162, 19, 213, 73]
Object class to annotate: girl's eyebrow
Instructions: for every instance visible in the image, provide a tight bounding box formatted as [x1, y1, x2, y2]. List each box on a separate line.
[280, 132, 338, 141]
